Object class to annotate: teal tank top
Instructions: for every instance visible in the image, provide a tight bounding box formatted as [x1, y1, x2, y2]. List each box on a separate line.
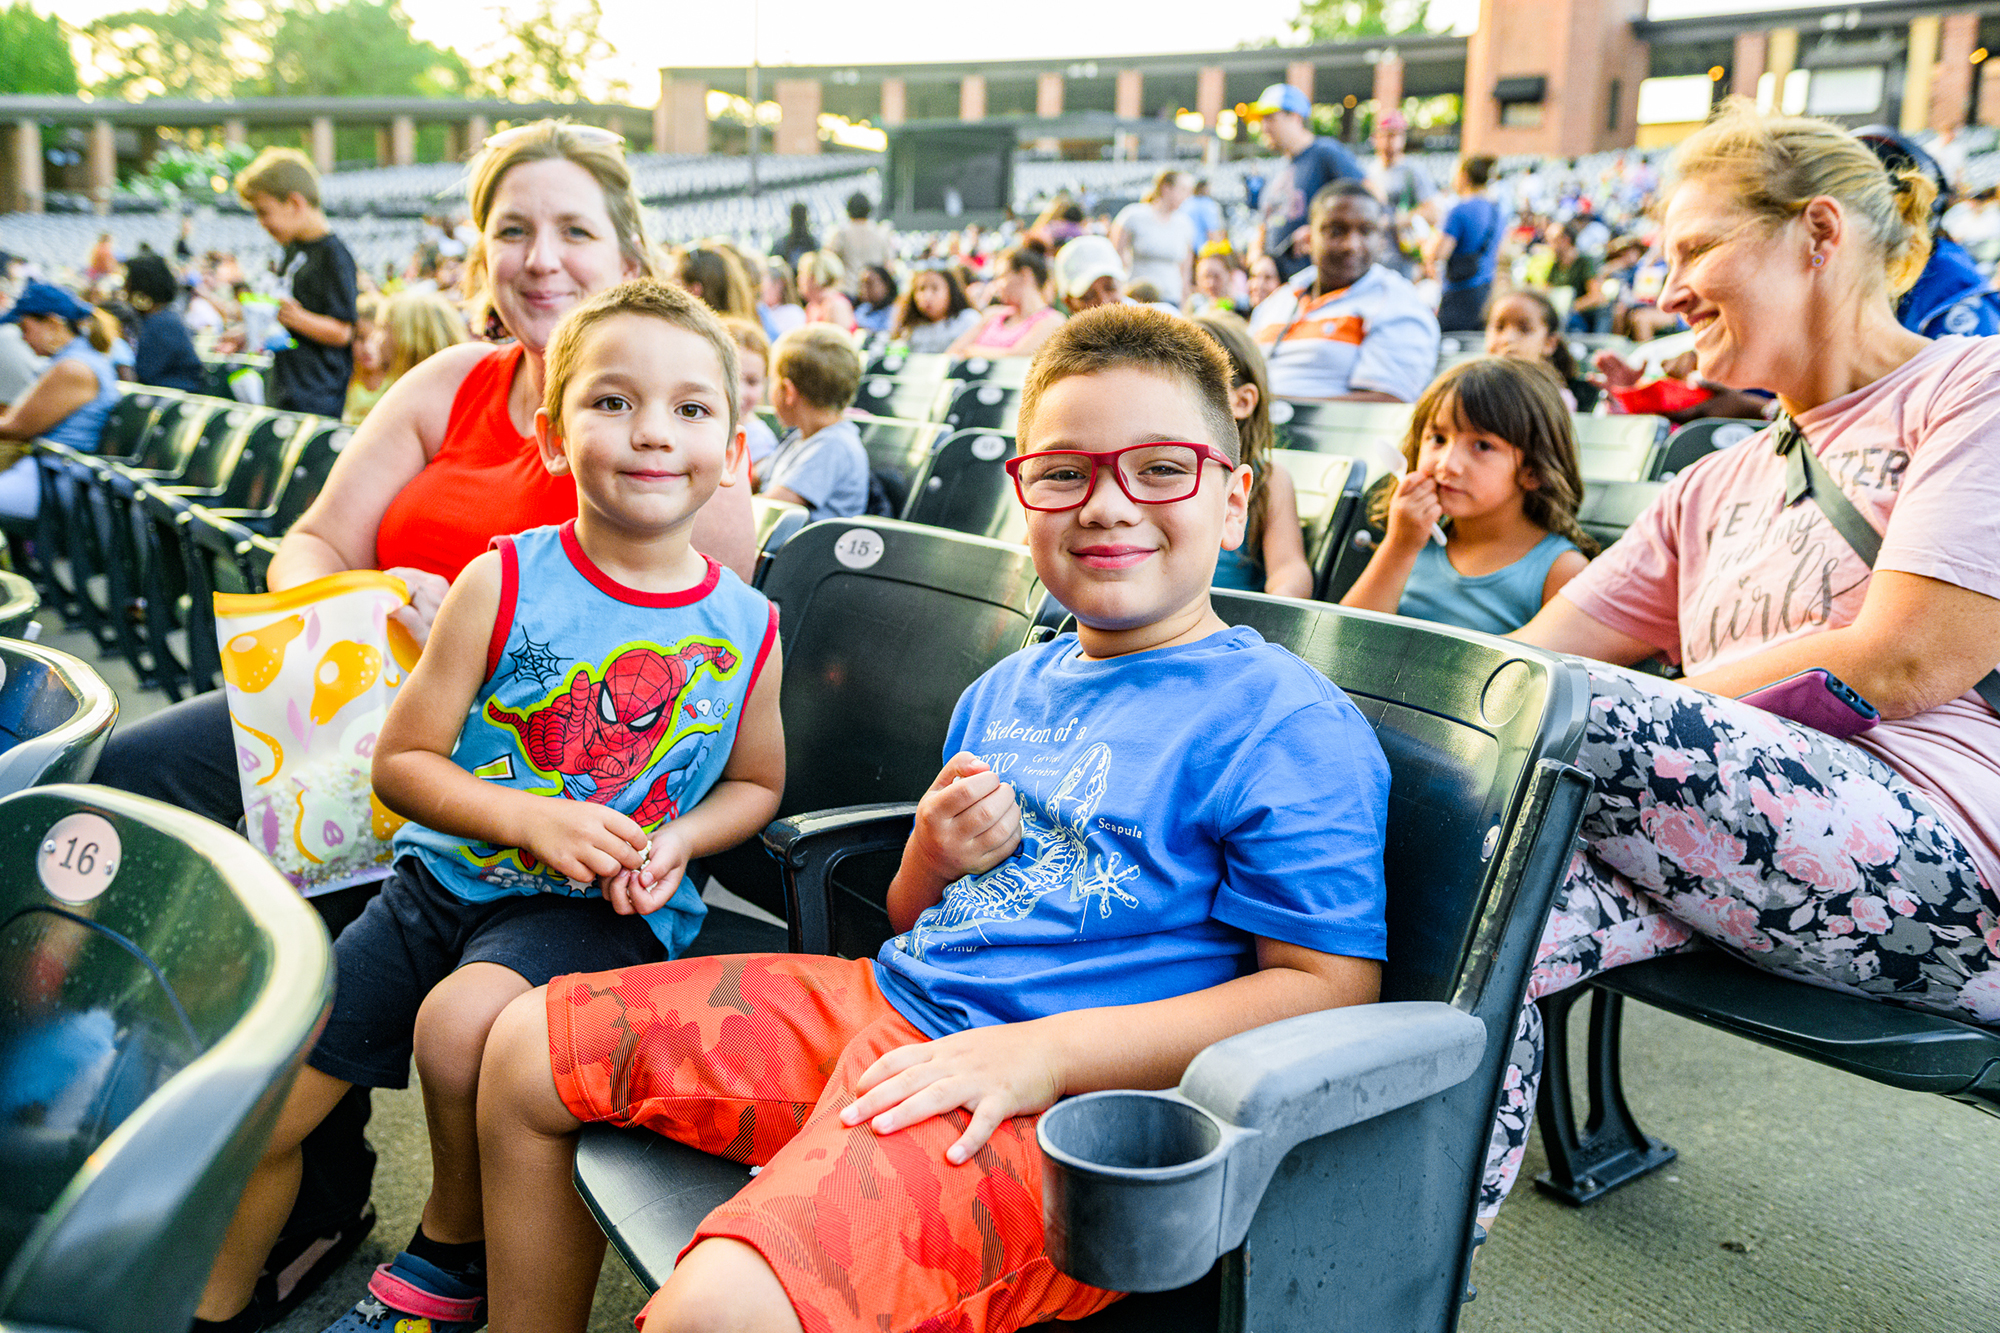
[1396, 531, 1577, 635]
[42, 337, 120, 453]
[395, 521, 779, 954]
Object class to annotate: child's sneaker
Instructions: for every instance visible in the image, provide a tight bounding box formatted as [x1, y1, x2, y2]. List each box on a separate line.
[318, 1252, 485, 1332]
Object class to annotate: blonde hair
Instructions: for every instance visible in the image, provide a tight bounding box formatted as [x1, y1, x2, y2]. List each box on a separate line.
[1019, 305, 1238, 462]
[235, 146, 320, 207]
[720, 314, 769, 370]
[541, 279, 740, 442]
[462, 120, 660, 339]
[797, 250, 846, 292]
[1142, 169, 1186, 205]
[381, 290, 469, 382]
[771, 324, 862, 411]
[1666, 98, 1935, 297]
[1190, 310, 1274, 553]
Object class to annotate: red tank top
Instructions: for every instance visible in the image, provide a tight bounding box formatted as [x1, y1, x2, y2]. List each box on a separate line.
[375, 343, 577, 581]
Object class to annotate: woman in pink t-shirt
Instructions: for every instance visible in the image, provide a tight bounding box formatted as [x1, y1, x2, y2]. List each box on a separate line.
[1478, 101, 2000, 1219]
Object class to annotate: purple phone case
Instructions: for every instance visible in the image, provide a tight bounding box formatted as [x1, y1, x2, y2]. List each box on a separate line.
[1736, 669, 1880, 739]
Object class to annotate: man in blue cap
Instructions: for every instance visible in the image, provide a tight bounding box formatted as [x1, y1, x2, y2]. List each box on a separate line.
[1248, 82, 1364, 282]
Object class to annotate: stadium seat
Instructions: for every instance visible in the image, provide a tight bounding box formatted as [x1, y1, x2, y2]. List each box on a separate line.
[0, 639, 117, 794]
[575, 598, 1594, 1333]
[852, 372, 959, 423]
[948, 355, 1030, 388]
[1268, 448, 1367, 600]
[699, 516, 1044, 924]
[940, 381, 1021, 434]
[0, 570, 39, 639]
[748, 497, 808, 588]
[1655, 417, 1764, 479]
[1575, 480, 1664, 552]
[1532, 948, 2000, 1207]
[1268, 399, 1412, 474]
[852, 414, 949, 516]
[0, 785, 332, 1333]
[1573, 413, 1669, 484]
[862, 349, 948, 383]
[903, 428, 1025, 544]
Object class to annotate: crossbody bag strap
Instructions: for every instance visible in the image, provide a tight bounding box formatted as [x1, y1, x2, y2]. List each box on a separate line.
[1771, 414, 2000, 714]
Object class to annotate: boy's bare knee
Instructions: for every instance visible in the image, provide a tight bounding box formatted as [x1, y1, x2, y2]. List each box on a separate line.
[415, 961, 530, 1101]
[646, 1239, 801, 1333]
[478, 985, 579, 1138]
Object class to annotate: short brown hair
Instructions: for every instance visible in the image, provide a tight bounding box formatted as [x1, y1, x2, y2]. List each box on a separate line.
[235, 147, 321, 208]
[719, 315, 769, 369]
[1018, 305, 1240, 463]
[771, 324, 862, 411]
[541, 278, 740, 442]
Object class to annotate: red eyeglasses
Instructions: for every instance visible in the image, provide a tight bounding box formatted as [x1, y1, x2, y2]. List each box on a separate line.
[1003, 442, 1236, 512]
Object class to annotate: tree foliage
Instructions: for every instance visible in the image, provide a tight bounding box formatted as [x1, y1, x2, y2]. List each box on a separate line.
[470, 0, 626, 102]
[257, 0, 466, 98]
[0, 2, 79, 95]
[1291, 0, 1436, 41]
[84, 0, 246, 100]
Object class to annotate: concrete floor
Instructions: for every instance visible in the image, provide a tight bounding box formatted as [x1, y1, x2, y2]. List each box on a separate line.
[46, 614, 2000, 1333]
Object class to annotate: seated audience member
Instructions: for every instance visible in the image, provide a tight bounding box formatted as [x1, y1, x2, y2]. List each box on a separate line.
[345, 293, 389, 424]
[1479, 101, 2000, 1237]
[351, 289, 470, 425]
[0, 282, 122, 521]
[1246, 252, 1284, 308]
[1485, 289, 1593, 410]
[1249, 181, 1441, 402]
[474, 304, 1389, 1333]
[1055, 236, 1131, 311]
[1192, 310, 1314, 597]
[1544, 220, 1608, 333]
[854, 264, 899, 333]
[758, 258, 807, 340]
[1340, 357, 1592, 632]
[124, 251, 208, 394]
[678, 246, 757, 322]
[893, 263, 981, 353]
[797, 251, 856, 331]
[1187, 247, 1246, 316]
[759, 324, 868, 521]
[1854, 125, 2000, 338]
[948, 246, 1062, 360]
[721, 315, 780, 470]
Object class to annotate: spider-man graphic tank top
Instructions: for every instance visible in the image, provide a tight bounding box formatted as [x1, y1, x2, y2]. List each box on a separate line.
[395, 520, 779, 953]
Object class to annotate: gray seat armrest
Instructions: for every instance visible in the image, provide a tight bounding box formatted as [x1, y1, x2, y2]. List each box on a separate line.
[1039, 1001, 1484, 1292]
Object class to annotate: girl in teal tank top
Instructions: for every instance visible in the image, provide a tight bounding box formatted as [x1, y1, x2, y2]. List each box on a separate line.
[1192, 312, 1315, 597]
[1341, 357, 1597, 632]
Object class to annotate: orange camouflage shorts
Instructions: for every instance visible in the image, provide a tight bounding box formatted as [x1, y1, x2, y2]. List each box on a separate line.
[546, 953, 1122, 1333]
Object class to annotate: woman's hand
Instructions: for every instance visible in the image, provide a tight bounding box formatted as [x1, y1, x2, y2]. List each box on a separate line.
[384, 566, 450, 647]
[840, 1022, 1064, 1164]
[1381, 467, 1443, 551]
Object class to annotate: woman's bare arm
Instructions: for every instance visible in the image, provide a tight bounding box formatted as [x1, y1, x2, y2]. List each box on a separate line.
[0, 361, 98, 441]
[1258, 463, 1314, 599]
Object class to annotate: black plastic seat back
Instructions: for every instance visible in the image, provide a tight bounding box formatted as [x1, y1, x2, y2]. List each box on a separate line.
[1268, 449, 1366, 600]
[153, 401, 248, 493]
[852, 372, 958, 423]
[854, 415, 948, 515]
[1574, 413, 1668, 484]
[948, 356, 1030, 388]
[96, 391, 168, 462]
[0, 640, 117, 794]
[1656, 417, 1763, 480]
[1268, 399, 1412, 474]
[904, 429, 1024, 543]
[1577, 480, 1665, 552]
[266, 419, 353, 534]
[941, 381, 1021, 434]
[0, 785, 331, 1333]
[761, 518, 1041, 821]
[0, 572, 37, 639]
[212, 412, 310, 512]
[749, 498, 809, 588]
[120, 396, 205, 477]
[864, 350, 949, 383]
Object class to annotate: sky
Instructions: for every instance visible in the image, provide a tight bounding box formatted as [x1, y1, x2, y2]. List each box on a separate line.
[42, 0, 1875, 104]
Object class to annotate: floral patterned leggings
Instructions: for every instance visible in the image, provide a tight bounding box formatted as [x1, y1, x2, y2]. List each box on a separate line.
[1480, 664, 2000, 1219]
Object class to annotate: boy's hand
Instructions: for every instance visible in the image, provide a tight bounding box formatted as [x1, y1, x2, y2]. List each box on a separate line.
[1382, 466, 1443, 551]
[509, 796, 647, 885]
[600, 825, 693, 916]
[840, 1023, 1063, 1164]
[907, 753, 1021, 888]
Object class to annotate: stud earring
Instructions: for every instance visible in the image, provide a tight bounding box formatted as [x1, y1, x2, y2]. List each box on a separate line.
[1810, 253, 1825, 269]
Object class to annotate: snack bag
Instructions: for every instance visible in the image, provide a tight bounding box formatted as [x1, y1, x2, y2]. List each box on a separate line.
[217, 572, 421, 895]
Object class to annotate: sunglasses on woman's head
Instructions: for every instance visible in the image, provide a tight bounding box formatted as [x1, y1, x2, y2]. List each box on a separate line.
[481, 122, 625, 154]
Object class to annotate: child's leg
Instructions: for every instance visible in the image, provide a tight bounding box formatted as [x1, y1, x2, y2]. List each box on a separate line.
[197, 1066, 353, 1321]
[411, 961, 532, 1243]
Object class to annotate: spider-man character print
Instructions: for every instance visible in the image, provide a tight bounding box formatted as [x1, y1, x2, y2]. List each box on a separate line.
[465, 636, 740, 888]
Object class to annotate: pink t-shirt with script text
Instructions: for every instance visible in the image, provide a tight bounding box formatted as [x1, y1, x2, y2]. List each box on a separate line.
[1560, 335, 2000, 892]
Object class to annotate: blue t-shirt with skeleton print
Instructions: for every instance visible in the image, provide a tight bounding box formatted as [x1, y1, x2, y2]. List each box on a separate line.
[874, 625, 1389, 1038]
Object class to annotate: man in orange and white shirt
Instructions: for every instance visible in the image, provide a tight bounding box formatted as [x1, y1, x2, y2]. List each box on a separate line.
[1248, 181, 1439, 402]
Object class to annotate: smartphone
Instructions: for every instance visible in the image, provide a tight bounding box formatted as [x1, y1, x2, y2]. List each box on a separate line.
[1736, 668, 1880, 739]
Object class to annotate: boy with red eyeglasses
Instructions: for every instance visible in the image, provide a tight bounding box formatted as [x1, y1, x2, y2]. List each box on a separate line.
[477, 304, 1390, 1333]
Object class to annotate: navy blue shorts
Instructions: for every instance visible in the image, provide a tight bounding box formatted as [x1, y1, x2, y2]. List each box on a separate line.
[307, 856, 669, 1089]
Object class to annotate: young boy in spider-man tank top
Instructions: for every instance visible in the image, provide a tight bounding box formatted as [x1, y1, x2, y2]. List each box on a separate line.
[192, 280, 785, 1333]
